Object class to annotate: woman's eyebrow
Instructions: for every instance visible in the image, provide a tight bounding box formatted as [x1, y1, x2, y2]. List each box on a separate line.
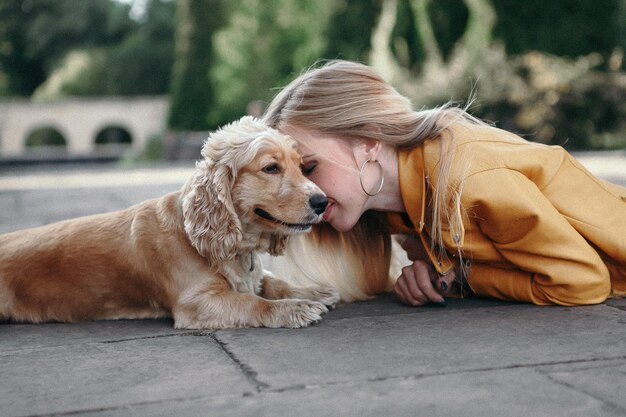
[300, 153, 316, 158]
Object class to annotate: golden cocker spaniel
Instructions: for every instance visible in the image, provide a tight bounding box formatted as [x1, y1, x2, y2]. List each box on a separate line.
[0, 117, 340, 329]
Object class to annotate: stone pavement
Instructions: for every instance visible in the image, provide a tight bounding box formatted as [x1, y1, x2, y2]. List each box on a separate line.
[1, 152, 626, 417]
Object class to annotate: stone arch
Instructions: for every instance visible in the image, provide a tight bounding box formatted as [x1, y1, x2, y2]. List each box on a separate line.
[94, 124, 133, 145]
[93, 123, 134, 157]
[23, 125, 69, 157]
[25, 125, 67, 147]
[0, 97, 168, 159]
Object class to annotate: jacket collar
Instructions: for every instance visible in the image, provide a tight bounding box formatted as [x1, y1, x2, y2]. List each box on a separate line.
[396, 144, 427, 232]
[390, 143, 455, 276]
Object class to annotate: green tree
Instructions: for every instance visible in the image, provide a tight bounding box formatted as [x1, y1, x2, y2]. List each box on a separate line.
[0, 0, 135, 96]
[168, 0, 224, 131]
[324, 0, 381, 62]
[58, 0, 176, 96]
[211, 0, 335, 126]
[492, 0, 624, 62]
[0, 1, 47, 95]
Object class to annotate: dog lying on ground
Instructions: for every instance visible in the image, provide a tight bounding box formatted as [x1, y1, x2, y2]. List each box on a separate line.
[0, 117, 339, 329]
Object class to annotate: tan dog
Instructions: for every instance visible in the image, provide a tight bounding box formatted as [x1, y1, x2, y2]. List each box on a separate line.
[0, 117, 339, 329]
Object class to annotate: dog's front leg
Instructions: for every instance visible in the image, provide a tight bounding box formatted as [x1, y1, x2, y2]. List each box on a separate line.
[260, 273, 340, 308]
[173, 278, 329, 329]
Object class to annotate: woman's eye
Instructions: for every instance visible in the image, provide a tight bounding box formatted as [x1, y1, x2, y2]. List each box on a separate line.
[301, 162, 316, 176]
[262, 163, 281, 174]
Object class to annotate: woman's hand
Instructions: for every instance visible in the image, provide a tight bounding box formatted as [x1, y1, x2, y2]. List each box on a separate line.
[394, 260, 456, 306]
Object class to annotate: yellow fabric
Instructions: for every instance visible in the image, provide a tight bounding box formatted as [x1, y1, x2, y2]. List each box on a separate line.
[390, 123, 626, 306]
[387, 146, 455, 275]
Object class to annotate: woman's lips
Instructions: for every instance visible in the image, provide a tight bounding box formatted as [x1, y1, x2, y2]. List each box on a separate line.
[322, 201, 334, 221]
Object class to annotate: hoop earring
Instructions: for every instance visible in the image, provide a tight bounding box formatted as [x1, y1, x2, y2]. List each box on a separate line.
[359, 159, 384, 196]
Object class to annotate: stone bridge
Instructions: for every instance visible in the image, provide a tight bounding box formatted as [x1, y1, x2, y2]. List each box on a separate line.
[0, 97, 168, 160]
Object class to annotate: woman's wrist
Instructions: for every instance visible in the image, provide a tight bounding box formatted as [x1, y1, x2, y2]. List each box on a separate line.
[439, 259, 472, 297]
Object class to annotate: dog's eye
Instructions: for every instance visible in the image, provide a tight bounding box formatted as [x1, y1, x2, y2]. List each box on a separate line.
[262, 163, 281, 174]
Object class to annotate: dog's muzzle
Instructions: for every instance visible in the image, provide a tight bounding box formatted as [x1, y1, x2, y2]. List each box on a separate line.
[309, 194, 328, 215]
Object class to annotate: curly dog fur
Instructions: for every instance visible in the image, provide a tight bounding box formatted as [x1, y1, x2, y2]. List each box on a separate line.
[0, 117, 339, 329]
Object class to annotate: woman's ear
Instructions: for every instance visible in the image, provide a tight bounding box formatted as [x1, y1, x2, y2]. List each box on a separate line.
[353, 137, 383, 162]
[181, 160, 242, 264]
[365, 139, 383, 160]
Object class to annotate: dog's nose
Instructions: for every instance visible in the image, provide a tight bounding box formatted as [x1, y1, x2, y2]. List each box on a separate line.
[309, 194, 328, 215]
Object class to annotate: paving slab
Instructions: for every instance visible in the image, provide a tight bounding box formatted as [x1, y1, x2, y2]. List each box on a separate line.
[3, 297, 625, 417]
[214, 296, 626, 389]
[4, 295, 623, 416]
[0, 184, 183, 234]
[538, 360, 626, 411]
[0, 155, 625, 417]
[70, 368, 623, 417]
[0, 319, 183, 353]
[1, 331, 254, 417]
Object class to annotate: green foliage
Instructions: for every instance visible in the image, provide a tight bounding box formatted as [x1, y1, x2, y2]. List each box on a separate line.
[38, 0, 175, 97]
[0, 0, 174, 98]
[468, 50, 626, 149]
[324, 0, 381, 62]
[167, 0, 224, 131]
[141, 133, 166, 161]
[0, 1, 54, 95]
[2, 0, 626, 150]
[427, 0, 468, 60]
[372, 0, 626, 150]
[210, 0, 336, 127]
[389, 0, 472, 70]
[492, 0, 624, 65]
[391, 0, 423, 69]
[0, 0, 135, 96]
[95, 0, 175, 95]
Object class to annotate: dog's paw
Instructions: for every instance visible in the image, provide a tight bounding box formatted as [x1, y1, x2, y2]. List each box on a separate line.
[303, 286, 341, 308]
[270, 299, 328, 328]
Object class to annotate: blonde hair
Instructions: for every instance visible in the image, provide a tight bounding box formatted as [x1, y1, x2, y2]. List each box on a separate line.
[264, 60, 482, 281]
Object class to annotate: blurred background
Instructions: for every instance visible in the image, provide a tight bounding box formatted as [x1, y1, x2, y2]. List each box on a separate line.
[0, 0, 625, 164]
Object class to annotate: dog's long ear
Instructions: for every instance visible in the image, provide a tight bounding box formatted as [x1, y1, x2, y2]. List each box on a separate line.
[181, 160, 242, 264]
[268, 233, 289, 256]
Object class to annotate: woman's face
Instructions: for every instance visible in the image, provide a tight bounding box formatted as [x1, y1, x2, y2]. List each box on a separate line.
[280, 126, 369, 232]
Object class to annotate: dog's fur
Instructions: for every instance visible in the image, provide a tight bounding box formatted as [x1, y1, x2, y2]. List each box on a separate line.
[0, 117, 339, 329]
[263, 221, 408, 303]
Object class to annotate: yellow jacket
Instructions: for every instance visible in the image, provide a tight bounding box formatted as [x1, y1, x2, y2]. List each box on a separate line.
[389, 123, 626, 306]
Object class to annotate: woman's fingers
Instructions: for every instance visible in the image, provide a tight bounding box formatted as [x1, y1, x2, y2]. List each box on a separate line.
[395, 260, 446, 305]
[434, 268, 457, 295]
[394, 275, 417, 305]
[411, 261, 445, 303]
[395, 269, 426, 305]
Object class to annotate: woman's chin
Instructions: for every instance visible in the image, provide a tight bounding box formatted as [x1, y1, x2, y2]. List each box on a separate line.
[322, 204, 360, 232]
[332, 224, 350, 232]
[328, 217, 358, 233]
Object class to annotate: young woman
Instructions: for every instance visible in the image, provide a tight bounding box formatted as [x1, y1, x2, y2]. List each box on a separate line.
[263, 60, 626, 307]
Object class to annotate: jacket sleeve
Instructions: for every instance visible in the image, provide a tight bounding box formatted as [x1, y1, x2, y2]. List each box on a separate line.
[464, 169, 611, 306]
